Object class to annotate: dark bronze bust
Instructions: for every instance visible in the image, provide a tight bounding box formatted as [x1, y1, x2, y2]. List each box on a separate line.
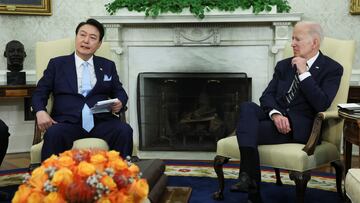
[4, 40, 27, 85]
[4, 40, 27, 72]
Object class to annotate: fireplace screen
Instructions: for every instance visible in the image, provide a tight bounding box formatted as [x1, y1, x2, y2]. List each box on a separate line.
[137, 72, 251, 151]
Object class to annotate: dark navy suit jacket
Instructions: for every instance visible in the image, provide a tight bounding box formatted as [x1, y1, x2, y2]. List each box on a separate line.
[32, 53, 128, 124]
[259, 52, 343, 143]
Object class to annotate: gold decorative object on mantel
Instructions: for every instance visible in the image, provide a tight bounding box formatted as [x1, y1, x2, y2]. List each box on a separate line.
[6, 5, 16, 11]
[0, 0, 51, 15]
[350, 0, 360, 14]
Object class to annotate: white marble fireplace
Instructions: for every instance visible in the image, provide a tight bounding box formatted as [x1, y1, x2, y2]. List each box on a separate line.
[93, 11, 302, 150]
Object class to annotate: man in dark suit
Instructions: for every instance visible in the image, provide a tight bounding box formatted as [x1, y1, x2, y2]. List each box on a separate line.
[230, 22, 343, 202]
[0, 119, 10, 200]
[32, 19, 133, 161]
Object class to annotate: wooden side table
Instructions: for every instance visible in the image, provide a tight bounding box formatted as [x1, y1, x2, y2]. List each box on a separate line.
[0, 84, 36, 120]
[348, 86, 360, 103]
[339, 111, 360, 174]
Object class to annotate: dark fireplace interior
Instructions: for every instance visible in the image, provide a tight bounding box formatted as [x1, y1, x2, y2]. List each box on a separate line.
[137, 72, 251, 151]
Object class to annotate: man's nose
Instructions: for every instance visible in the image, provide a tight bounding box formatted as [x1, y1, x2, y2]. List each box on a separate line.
[291, 40, 296, 47]
[83, 36, 90, 43]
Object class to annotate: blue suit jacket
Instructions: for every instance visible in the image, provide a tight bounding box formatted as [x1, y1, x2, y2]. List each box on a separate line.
[259, 52, 343, 143]
[32, 53, 128, 124]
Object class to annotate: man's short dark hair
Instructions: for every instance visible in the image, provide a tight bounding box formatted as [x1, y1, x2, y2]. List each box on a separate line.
[75, 18, 105, 41]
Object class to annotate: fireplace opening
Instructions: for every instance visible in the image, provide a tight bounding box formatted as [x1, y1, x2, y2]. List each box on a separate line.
[137, 72, 251, 151]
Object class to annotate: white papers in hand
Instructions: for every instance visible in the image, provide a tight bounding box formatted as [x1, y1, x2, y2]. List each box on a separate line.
[337, 103, 360, 110]
[91, 98, 118, 114]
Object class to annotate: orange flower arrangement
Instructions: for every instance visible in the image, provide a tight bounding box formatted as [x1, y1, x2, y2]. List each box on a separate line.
[12, 149, 149, 203]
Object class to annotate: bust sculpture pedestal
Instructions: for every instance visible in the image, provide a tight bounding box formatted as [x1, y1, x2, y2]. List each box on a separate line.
[7, 72, 26, 85]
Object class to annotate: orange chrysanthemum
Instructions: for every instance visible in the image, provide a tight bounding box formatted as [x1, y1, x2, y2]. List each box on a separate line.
[12, 149, 148, 203]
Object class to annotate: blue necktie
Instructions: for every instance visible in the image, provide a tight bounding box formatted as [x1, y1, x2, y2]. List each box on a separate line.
[81, 62, 94, 132]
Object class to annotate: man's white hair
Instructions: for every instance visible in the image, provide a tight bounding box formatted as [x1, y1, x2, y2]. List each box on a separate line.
[296, 21, 324, 43]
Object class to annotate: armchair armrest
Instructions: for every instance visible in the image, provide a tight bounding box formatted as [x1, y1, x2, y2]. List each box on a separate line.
[33, 119, 43, 145]
[302, 110, 339, 156]
[320, 110, 339, 120]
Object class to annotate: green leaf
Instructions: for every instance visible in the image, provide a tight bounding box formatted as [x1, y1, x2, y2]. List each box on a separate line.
[105, 0, 291, 18]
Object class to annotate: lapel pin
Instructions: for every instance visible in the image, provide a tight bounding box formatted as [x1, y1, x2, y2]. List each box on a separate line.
[100, 68, 103, 71]
[315, 66, 319, 69]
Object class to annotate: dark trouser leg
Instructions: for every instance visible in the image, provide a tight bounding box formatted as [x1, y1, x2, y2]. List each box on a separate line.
[240, 147, 261, 184]
[0, 119, 10, 201]
[41, 123, 84, 161]
[91, 119, 133, 159]
[0, 119, 10, 165]
[0, 136, 8, 166]
[235, 102, 292, 147]
[240, 147, 263, 203]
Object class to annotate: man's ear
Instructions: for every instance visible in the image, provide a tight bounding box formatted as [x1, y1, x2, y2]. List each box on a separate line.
[3, 51, 6, 57]
[97, 41, 102, 49]
[312, 38, 319, 50]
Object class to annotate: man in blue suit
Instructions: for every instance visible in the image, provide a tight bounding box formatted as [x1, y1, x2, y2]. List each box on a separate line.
[32, 19, 133, 161]
[230, 22, 343, 202]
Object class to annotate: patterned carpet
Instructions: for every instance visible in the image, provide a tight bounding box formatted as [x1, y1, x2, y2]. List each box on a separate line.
[0, 168, 27, 187]
[0, 160, 337, 192]
[164, 160, 337, 192]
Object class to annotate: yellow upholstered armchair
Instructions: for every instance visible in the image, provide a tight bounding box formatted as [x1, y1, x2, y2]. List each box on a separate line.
[30, 38, 136, 168]
[213, 37, 356, 202]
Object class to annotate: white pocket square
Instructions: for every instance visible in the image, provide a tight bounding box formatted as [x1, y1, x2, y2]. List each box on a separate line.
[103, 75, 112, 81]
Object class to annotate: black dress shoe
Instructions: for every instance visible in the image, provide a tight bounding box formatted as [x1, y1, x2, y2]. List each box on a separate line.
[248, 191, 263, 203]
[230, 172, 257, 193]
[0, 191, 10, 201]
[129, 156, 140, 162]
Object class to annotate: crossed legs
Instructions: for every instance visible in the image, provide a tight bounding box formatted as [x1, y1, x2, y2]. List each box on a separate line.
[233, 102, 293, 202]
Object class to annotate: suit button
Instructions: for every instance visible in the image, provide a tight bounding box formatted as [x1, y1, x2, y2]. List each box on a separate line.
[286, 108, 290, 112]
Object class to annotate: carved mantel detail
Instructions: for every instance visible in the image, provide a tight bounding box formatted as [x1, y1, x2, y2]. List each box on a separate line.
[174, 26, 220, 46]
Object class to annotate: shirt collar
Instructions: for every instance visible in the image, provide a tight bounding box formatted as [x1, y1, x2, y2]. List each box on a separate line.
[74, 52, 94, 68]
[306, 51, 319, 69]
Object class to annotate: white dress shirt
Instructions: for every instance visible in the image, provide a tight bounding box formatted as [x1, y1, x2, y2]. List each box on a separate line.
[74, 53, 97, 94]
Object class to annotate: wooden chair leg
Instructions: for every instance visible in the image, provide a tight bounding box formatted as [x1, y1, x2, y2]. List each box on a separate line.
[213, 155, 230, 200]
[274, 168, 283, 186]
[289, 170, 311, 203]
[331, 160, 344, 199]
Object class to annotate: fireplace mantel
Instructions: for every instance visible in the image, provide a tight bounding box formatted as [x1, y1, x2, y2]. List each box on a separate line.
[92, 12, 302, 148]
[93, 12, 302, 24]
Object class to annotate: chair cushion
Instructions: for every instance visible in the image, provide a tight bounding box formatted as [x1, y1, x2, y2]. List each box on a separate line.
[30, 141, 44, 164]
[216, 136, 340, 171]
[216, 136, 240, 159]
[345, 168, 360, 202]
[30, 138, 109, 164]
[72, 138, 109, 150]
